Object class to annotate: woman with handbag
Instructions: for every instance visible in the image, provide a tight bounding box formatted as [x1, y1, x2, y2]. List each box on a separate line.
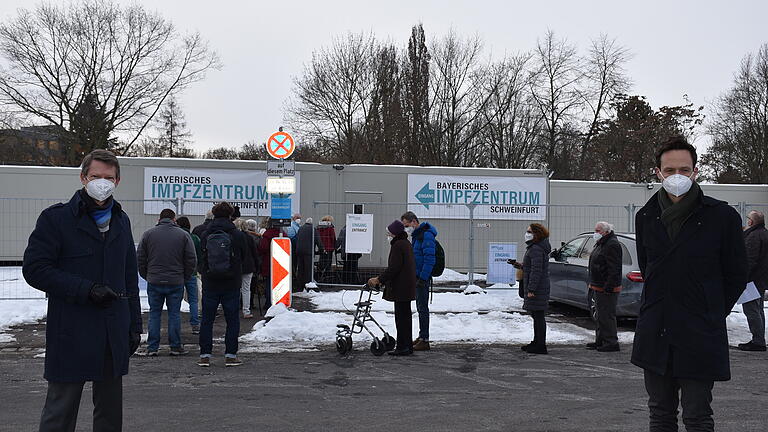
[368, 220, 417, 356]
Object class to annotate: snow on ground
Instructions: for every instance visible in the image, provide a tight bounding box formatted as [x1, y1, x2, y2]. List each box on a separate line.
[0, 300, 47, 343]
[296, 287, 524, 314]
[432, 268, 487, 283]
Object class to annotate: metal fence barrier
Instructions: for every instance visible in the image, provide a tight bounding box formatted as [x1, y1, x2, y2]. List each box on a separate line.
[1, 197, 765, 299]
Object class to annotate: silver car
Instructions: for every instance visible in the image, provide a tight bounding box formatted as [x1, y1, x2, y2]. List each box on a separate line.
[548, 232, 643, 318]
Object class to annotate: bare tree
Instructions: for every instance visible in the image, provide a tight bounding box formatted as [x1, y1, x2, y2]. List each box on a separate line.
[427, 30, 490, 166]
[0, 0, 219, 160]
[473, 54, 542, 168]
[530, 30, 584, 177]
[578, 35, 632, 171]
[703, 44, 768, 184]
[156, 97, 194, 158]
[286, 32, 376, 163]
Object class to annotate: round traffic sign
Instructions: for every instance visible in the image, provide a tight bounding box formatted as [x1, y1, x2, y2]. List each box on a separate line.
[266, 131, 295, 159]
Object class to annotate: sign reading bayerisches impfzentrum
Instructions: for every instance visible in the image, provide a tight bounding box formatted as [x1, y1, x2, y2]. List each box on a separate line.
[143, 167, 301, 216]
[407, 174, 546, 220]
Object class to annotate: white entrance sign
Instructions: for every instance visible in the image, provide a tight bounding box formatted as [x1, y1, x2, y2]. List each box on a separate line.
[345, 214, 374, 254]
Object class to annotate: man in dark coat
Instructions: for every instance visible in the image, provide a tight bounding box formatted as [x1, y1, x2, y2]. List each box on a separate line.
[633, 136, 748, 431]
[740, 210, 768, 351]
[23, 150, 143, 432]
[369, 220, 417, 356]
[587, 221, 623, 352]
[197, 201, 248, 367]
[295, 217, 322, 291]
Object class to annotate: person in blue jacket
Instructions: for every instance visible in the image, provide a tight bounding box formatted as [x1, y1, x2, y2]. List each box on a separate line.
[401, 211, 437, 351]
[23, 150, 143, 432]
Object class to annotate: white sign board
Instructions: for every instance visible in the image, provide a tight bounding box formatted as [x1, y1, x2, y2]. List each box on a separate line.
[143, 167, 300, 216]
[487, 243, 518, 284]
[407, 174, 547, 220]
[345, 214, 373, 254]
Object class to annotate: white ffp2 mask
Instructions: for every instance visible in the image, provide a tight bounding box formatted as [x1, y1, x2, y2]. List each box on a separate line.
[524, 232, 534, 242]
[86, 178, 116, 202]
[661, 173, 694, 197]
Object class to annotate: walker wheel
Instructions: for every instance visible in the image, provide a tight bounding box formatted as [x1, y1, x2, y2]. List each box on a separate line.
[336, 335, 352, 355]
[370, 338, 387, 356]
[382, 334, 396, 351]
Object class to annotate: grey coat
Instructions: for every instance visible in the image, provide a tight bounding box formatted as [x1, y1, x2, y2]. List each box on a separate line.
[137, 219, 197, 285]
[523, 238, 551, 311]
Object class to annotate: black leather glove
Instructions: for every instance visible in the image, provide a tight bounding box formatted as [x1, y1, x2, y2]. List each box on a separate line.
[129, 332, 141, 356]
[89, 284, 118, 308]
[416, 279, 428, 290]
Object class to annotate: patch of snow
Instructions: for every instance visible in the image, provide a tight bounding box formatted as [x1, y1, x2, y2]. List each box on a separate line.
[432, 268, 487, 283]
[304, 289, 523, 314]
[462, 285, 486, 295]
[240, 307, 636, 351]
[265, 303, 289, 318]
[0, 299, 48, 342]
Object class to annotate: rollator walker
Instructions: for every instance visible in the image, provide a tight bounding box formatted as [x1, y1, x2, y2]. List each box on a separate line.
[335, 284, 396, 356]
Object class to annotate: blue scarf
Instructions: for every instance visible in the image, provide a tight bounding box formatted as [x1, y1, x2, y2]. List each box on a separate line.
[89, 200, 114, 233]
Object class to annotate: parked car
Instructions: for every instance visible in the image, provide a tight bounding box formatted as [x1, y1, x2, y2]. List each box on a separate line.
[548, 232, 643, 318]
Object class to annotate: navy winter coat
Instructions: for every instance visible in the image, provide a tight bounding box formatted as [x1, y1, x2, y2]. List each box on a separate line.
[522, 238, 551, 312]
[412, 222, 438, 281]
[632, 191, 748, 381]
[23, 191, 143, 382]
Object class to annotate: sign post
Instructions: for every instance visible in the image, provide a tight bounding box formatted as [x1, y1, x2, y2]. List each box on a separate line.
[271, 237, 292, 307]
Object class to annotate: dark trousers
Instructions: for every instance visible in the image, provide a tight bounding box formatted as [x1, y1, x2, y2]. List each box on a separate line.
[644, 369, 715, 432]
[39, 347, 122, 432]
[531, 310, 547, 345]
[743, 291, 766, 346]
[199, 288, 240, 356]
[394, 301, 413, 352]
[342, 257, 360, 284]
[595, 291, 619, 346]
[296, 253, 313, 290]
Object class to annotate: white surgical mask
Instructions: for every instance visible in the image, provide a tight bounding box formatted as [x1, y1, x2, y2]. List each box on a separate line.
[85, 178, 116, 202]
[661, 172, 694, 197]
[405, 227, 415, 235]
[592, 232, 603, 241]
[385, 235, 394, 244]
[294, 218, 302, 225]
[524, 232, 534, 242]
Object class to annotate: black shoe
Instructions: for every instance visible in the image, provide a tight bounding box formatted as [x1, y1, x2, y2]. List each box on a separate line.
[388, 349, 413, 356]
[521, 342, 535, 352]
[597, 344, 620, 352]
[738, 342, 767, 352]
[525, 344, 548, 355]
[586, 342, 601, 350]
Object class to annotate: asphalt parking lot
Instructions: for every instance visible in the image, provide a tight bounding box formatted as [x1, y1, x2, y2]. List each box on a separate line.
[1, 304, 767, 431]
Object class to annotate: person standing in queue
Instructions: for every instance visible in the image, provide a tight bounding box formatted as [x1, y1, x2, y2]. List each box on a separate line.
[369, 220, 417, 356]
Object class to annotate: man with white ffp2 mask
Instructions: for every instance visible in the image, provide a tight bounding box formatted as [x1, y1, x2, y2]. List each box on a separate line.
[23, 149, 142, 431]
[633, 136, 748, 431]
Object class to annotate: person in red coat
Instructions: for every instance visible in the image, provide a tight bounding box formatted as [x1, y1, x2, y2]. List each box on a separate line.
[316, 215, 337, 279]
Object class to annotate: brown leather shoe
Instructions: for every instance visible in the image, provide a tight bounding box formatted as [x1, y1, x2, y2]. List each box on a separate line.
[413, 339, 431, 351]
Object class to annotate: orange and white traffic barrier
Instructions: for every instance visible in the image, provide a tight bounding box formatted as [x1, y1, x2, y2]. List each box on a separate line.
[270, 237, 292, 307]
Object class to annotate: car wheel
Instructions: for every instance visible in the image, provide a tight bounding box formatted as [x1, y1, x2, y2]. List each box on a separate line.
[588, 290, 598, 322]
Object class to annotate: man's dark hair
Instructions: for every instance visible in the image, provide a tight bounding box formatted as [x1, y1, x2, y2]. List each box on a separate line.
[655, 135, 698, 168]
[159, 208, 176, 220]
[401, 211, 419, 223]
[81, 149, 121, 179]
[176, 216, 191, 230]
[212, 202, 235, 219]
